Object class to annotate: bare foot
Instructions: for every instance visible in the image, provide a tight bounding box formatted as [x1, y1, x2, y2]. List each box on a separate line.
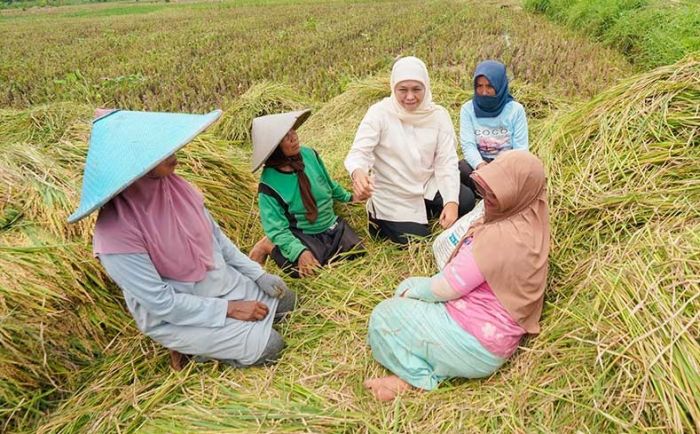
[169, 350, 190, 371]
[363, 375, 411, 401]
[249, 236, 274, 265]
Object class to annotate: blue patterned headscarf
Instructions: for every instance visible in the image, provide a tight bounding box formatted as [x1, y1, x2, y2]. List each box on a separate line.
[472, 60, 514, 118]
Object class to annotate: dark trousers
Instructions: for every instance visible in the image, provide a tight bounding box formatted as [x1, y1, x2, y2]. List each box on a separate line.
[270, 217, 364, 278]
[369, 184, 476, 245]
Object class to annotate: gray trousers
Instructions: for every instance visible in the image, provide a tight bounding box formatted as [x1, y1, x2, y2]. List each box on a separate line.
[251, 288, 296, 366]
[198, 288, 296, 368]
[231, 288, 295, 367]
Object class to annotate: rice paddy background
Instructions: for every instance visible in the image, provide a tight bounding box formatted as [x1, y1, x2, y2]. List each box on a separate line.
[0, 0, 698, 432]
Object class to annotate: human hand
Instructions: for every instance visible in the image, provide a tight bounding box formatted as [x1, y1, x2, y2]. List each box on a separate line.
[297, 250, 321, 277]
[255, 272, 288, 298]
[351, 169, 374, 201]
[394, 276, 433, 299]
[395, 277, 421, 297]
[439, 202, 458, 229]
[227, 300, 269, 321]
[476, 162, 488, 170]
[350, 192, 366, 203]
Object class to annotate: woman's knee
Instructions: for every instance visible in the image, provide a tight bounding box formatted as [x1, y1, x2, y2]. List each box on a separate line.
[278, 288, 297, 313]
[368, 300, 389, 331]
[392, 225, 430, 245]
[253, 330, 285, 366]
[368, 304, 388, 349]
[369, 299, 404, 334]
[458, 159, 473, 183]
[458, 185, 476, 216]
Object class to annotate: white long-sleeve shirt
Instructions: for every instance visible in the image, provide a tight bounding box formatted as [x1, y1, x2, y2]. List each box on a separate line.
[345, 102, 460, 224]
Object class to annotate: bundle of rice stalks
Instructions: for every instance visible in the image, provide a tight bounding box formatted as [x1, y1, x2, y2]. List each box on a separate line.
[31, 336, 184, 434]
[1, 141, 91, 240]
[535, 55, 700, 275]
[211, 81, 312, 142]
[0, 230, 131, 432]
[0, 103, 92, 146]
[522, 55, 700, 433]
[509, 80, 569, 121]
[522, 222, 699, 432]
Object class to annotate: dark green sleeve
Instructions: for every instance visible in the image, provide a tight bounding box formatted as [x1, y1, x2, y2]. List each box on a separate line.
[312, 149, 352, 203]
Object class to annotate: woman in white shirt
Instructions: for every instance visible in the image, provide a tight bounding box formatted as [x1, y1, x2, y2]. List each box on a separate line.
[345, 56, 475, 244]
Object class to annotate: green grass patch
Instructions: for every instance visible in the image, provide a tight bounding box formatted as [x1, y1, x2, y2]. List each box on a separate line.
[524, 0, 700, 69]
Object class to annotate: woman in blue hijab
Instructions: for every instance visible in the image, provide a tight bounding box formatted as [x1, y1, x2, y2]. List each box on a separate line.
[458, 60, 529, 192]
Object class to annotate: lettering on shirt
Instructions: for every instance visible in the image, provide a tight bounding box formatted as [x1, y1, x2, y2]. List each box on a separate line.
[474, 126, 511, 157]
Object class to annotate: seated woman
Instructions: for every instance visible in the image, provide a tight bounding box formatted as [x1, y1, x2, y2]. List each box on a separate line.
[364, 151, 549, 401]
[458, 60, 528, 192]
[68, 109, 295, 370]
[345, 56, 475, 245]
[249, 109, 364, 278]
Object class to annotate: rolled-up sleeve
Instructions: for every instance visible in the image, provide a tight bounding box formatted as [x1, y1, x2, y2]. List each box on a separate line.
[443, 245, 485, 296]
[100, 253, 228, 328]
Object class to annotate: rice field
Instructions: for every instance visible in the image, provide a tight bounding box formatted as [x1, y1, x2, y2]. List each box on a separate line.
[0, 0, 698, 433]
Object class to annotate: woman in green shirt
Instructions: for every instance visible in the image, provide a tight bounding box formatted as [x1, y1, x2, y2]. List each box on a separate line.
[249, 109, 364, 277]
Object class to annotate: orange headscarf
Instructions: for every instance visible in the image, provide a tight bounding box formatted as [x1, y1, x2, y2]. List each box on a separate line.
[468, 151, 550, 334]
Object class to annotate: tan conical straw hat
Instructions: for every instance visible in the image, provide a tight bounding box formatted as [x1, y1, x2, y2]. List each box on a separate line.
[251, 109, 311, 172]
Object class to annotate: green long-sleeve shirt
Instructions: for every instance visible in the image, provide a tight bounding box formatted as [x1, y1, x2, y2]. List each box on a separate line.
[258, 146, 352, 262]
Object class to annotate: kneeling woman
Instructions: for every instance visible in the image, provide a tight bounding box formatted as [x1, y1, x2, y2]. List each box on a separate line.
[364, 151, 549, 400]
[346, 56, 475, 245]
[459, 60, 528, 192]
[249, 110, 364, 278]
[69, 109, 295, 370]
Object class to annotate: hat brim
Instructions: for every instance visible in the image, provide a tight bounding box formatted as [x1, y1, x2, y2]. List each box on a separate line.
[68, 109, 222, 223]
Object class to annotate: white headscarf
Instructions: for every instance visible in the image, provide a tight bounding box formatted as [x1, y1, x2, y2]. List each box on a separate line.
[380, 56, 439, 127]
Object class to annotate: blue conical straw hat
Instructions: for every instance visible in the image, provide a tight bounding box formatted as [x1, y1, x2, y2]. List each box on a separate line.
[68, 109, 222, 223]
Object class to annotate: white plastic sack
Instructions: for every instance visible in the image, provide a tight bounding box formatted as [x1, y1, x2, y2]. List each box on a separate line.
[432, 201, 485, 269]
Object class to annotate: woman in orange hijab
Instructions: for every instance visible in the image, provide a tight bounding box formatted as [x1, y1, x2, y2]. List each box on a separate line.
[364, 150, 549, 401]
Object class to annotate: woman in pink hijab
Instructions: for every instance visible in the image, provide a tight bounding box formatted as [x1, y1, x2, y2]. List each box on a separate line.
[94, 155, 295, 370]
[74, 109, 295, 370]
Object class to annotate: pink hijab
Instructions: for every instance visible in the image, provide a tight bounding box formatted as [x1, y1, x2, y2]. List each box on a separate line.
[93, 174, 214, 282]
